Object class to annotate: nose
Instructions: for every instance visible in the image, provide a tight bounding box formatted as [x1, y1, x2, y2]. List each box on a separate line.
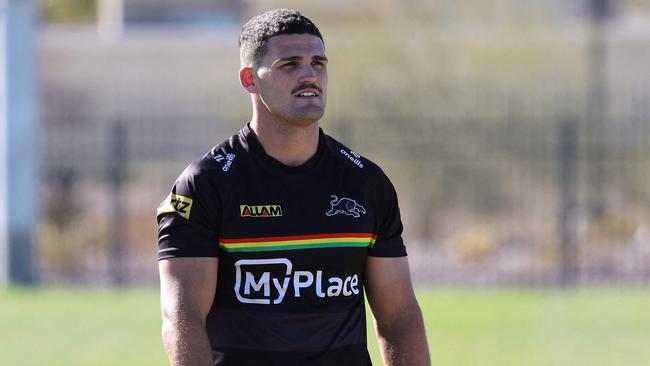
[297, 65, 317, 84]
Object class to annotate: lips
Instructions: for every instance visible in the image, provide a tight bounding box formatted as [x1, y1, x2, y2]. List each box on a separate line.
[296, 90, 318, 97]
[292, 85, 322, 97]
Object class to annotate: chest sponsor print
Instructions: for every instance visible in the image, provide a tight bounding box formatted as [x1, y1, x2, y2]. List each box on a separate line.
[240, 204, 283, 217]
[234, 258, 361, 305]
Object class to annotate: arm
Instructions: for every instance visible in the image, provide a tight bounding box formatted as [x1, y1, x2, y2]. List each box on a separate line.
[159, 257, 218, 366]
[365, 256, 430, 366]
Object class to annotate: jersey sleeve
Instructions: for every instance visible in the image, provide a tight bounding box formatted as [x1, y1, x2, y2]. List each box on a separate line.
[368, 172, 407, 257]
[157, 161, 221, 260]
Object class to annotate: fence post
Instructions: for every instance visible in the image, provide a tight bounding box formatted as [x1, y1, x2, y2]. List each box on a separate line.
[558, 118, 579, 286]
[1, 0, 38, 286]
[586, 0, 614, 221]
[108, 118, 128, 285]
[97, 0, 124, 43]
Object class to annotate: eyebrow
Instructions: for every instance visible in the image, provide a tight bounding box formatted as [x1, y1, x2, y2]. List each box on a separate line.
[273, 55, 329, 65]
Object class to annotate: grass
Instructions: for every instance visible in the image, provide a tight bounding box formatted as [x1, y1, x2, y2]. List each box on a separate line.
[1, 287, 649, 365]
[400, 288, 650, 366]
[0, 287, 166, 366]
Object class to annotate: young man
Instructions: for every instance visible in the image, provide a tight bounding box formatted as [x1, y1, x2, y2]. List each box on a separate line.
[157, 9, 430, 366]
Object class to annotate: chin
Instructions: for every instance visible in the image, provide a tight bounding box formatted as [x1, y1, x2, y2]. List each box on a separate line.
[287, 110, 324, 126]
[287, 118, 321, 127]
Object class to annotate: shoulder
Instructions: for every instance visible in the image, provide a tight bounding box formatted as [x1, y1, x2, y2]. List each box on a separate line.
[161, 133, 247, 217]
[323, 133, 390, 183]
[179, 131, 246, 183]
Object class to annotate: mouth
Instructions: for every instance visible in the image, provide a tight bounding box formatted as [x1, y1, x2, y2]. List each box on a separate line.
[295, 91, 318, 98]
[292, 86, 322, 98]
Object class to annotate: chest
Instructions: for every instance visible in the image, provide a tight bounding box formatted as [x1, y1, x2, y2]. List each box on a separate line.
[218, 166, 376, 240]
[213, 165, 375, 308]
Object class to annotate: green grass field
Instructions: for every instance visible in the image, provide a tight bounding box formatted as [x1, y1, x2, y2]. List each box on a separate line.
[1, 287, 649, 365]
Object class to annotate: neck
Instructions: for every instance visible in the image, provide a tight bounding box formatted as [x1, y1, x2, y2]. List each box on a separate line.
[249, 116, 320, 167]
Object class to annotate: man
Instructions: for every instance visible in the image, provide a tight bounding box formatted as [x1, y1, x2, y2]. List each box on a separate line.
[157, 9, 429, 366]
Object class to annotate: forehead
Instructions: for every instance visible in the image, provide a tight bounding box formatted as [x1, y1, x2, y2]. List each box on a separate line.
[263, 34, 326, 61]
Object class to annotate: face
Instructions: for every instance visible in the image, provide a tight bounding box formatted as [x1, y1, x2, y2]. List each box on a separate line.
[248, 33, 328, 126]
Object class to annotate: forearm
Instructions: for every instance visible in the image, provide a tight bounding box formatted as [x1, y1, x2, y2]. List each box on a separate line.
[374, 304, 430, 366]
[162, 316, 213, 366]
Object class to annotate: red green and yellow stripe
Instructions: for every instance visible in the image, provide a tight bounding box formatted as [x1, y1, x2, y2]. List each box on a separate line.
[219, 233, 377, 253]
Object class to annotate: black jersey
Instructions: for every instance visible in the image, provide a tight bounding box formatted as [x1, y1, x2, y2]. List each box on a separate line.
[157, 124, 406, 366]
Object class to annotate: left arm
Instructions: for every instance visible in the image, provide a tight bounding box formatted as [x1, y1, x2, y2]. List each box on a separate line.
[365, 256, 430, 366]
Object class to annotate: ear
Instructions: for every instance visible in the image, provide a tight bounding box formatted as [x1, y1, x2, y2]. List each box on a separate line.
[239, 67, 258, 93]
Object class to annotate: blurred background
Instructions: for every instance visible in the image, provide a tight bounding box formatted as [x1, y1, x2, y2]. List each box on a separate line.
[2, 1, 650, 365]
[2, 0, 649, 287]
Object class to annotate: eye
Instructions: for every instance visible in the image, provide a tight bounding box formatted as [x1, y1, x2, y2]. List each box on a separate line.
[281, 62, 297, 69]
[312, 61, 326, 68]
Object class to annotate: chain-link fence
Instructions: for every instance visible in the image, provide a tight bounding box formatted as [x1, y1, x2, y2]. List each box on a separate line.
[39, 104, 650, 286]
[35, 2, 650, 286]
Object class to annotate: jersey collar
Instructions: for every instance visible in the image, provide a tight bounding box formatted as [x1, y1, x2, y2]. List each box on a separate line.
[240, 123, 326, 173]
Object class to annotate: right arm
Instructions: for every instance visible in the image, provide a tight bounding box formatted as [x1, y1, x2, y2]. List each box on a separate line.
[159, 257, 218, 366]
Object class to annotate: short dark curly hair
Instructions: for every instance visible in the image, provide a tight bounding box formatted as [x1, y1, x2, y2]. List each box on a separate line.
[239, 9, 323, 68]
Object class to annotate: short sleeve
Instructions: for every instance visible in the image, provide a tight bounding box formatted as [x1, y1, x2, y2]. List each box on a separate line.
[368, 172, 407, 257]
[157, 161, 221, 260]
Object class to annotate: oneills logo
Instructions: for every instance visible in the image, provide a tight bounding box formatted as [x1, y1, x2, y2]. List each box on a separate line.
[240, 205, 283, 218]
[340, 149, 364, 168]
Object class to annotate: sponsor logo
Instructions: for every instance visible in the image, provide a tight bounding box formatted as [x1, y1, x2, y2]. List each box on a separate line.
[222, 153, 236, 171]
[240, 205, 283, 218]
[340, 149, 364, 168]
[214, 153, 236, 171]
[234, 258, 360, 305]
[157, 193, 193, 220]
[325, 195, 366, 218]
